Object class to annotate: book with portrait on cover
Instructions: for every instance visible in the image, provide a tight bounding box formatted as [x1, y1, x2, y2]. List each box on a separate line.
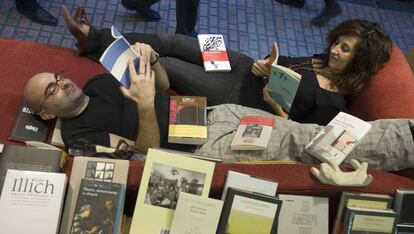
[99, 25, 140, 88]
[129, 148, 215, 234]
[9, 101, 51, 143]
[197, 34, 231, 72]
[70, 179, 126, 234]
[0, 169, 67, 234]
[169, 192, 223, 234]
[217, 187, 283, 234]
[231, 116, 276, 150]
[168, 96, 207, 145]
[305, 112, 372, 165]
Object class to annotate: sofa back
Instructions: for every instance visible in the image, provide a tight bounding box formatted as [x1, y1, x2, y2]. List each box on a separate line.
[348, 43, 414, 120]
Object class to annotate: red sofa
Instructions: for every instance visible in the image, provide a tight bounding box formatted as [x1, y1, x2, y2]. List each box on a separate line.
[1, 37, 414, 229]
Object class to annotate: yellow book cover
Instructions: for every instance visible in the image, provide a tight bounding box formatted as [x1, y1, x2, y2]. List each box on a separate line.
[168, 96, 207, 145]
[129, 148, 215, 234]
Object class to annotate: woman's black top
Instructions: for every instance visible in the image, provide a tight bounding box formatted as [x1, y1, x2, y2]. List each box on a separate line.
[239, 55, 347, 125]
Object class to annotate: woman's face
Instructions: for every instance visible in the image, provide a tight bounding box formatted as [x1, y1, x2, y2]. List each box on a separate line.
[328, 35, 360, 74]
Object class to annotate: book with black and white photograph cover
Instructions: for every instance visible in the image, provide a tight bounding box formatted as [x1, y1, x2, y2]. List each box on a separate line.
[231, 116, 276, 150]
[0, 169, 66, 233]
[130, 148, 215, 234]
[197, 34, 231, 72]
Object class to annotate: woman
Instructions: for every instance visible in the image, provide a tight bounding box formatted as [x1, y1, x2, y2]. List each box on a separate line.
[63, 7, 391, 125]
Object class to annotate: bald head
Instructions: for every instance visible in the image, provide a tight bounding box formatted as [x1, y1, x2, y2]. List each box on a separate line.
[24, 72, 55, 112]
[23, 72, 89, 119]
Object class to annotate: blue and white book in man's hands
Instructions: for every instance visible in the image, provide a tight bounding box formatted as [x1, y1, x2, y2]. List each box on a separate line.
[99, 26, 140, 88]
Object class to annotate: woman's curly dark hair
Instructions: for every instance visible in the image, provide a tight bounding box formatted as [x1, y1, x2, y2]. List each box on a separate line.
[325, 19, 392, 96]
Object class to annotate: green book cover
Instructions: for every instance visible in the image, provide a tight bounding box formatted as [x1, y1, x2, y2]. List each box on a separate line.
[268, 65, 301, 112]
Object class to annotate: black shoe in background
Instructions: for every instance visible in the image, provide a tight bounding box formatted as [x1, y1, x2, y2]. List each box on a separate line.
[275, 0, 305, 8]
[15, 0, 58, 26]
[121, 0, 161, 22]
[311, 2, 342, 26]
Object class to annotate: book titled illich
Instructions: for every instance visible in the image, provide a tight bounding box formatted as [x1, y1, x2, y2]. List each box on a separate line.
[168, 96, 207, 145]
[197, 34, 231, 72]
[0, 169, 67, 234]
[231, 116, 276, 150]
[305, 112, 372, 165]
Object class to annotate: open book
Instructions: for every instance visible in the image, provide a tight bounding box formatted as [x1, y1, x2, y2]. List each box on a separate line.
[305, 112, 372, 165]
[266, 42, 301, 112]
[99, 25, 140, 88]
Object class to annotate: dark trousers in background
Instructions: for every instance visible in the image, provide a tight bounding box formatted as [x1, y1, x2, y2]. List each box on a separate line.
[175, 0, 199, 36]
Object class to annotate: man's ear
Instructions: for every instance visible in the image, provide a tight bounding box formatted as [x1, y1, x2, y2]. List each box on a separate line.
[39, 111, 56, 120]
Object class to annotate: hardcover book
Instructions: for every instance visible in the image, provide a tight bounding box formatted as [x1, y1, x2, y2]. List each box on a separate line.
[70, 179, 126, 234]
[129, 148, 215, 234]
[305, 112, 372, 165]
[197, 34, 231, 72]
[396, 224, 414, 234]
[59, 156, 129, 234]
[9, 101, 51, 143]
[168, 96, 208, 145]
[333, 192, 393, 234]
[217, 187, 283, 234]
[99, 25, 140, 88]
[0, 144, 64, 194]
[51, 118, 65, 147]
[0, 169, 67, 234]
[267, 42, 302, 112]
[221, 170, 278, 200]
[277, 194, 329, 234]
[342, 207, 398, 234]
[169, 192, 223, 234]
[393, 188, 414, 224]
[230, 116, 276, 150]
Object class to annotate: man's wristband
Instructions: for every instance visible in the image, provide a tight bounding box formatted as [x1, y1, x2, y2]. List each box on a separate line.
[150, 52, 159, 66]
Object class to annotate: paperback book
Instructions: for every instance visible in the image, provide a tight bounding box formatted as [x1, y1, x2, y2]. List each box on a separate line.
[168, 96, 207, 145]
[9, 101, 51, 143]
[99, 25, 140, 88]
[169, 192, 224, 234]
[197, 34, 231, 72]
[231, 116, 276, 150]
[393, 188, 414, 224]
[130, 148, 215, 234]
[217, 187, 283, 234]
[305, 112, 372, 165]
[70, 179, 126, 234]
[277, 194, 329, 234]
[342, 206, 398, 234]
[221, 170, 278, 200]
[333, 192, 393, 234]
[266, 42, 302, 112]
[0, 169, 67, 234]
[59, 157, 129, 234]
[0, 144, 64, 194]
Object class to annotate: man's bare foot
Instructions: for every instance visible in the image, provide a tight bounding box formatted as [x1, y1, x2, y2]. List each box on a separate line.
[62, 5, 91, 54]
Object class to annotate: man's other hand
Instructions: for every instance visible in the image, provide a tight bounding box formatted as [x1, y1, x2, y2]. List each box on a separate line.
[120, 59, 155, 108]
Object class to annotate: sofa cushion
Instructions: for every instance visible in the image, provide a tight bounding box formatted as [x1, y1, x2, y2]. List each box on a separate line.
[348, 43, 414, 121]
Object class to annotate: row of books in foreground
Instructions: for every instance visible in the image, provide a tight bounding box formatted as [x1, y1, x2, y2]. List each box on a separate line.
[0, 146, 413, 234]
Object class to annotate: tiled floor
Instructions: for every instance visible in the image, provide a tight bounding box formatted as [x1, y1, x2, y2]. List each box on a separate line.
[0, 0, 413, 58]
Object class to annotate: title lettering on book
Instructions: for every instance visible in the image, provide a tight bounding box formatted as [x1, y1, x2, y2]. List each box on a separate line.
[25, 125, 39, 132]
[12, 177, 55, 194]
[81, 183, 119, 197]
[22, 106, 37, 115]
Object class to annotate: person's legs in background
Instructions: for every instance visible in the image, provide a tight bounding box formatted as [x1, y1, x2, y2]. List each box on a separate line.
[175, 0, 200, 37]
[311, 0, 342, 26]
[15, 0, 58, 26]
[121, 0, 161, 22]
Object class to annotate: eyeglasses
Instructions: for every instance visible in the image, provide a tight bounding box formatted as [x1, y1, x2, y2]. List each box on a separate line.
[38, 72, 64, 112]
